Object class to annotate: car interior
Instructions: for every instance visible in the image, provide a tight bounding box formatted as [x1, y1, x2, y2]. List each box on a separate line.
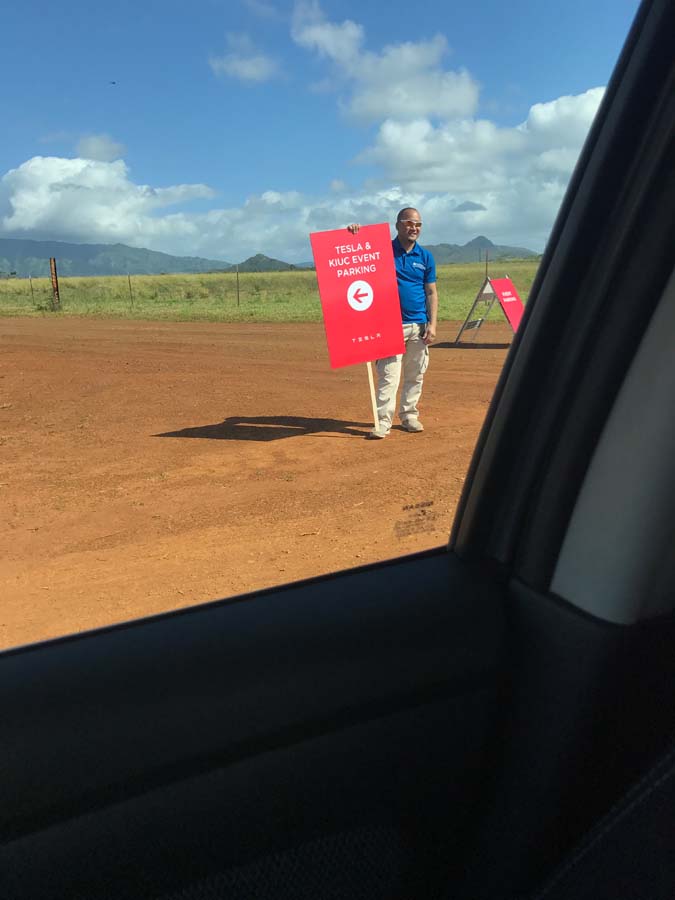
[1, 0, 673, 897]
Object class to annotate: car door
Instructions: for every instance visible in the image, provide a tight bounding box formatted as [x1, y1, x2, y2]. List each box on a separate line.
[1, 1, 673, 898]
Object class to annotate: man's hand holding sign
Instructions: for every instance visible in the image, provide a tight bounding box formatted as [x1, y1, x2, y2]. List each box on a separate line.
[310, 207, 438, 439]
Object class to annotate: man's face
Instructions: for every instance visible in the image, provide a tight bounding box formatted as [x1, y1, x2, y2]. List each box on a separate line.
[396, 211, 422, 243]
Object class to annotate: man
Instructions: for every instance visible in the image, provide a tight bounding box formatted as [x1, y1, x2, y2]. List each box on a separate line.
[348, 208, 438, 439]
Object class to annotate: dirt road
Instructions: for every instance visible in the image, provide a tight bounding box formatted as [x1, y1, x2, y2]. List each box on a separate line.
[0, 317, 510, 648]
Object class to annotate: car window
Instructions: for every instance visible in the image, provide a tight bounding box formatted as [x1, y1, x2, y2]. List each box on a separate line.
[0, 0, 641, 649]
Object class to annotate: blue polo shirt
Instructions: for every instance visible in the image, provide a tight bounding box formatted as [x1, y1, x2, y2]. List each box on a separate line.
[392, 237, 436, 323]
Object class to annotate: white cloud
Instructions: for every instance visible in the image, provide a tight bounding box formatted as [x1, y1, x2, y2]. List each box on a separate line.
[357, 117, 525, 193]
[0, 152, 413, 262]
[76, 133, 126, 162]
[210, 33, 279, 83]
[0, 0, 606, 273]
[285, 4, 604, 250]
[352, 87, 605, 248]
[291, 2, 478, 122]
[291, 1, 363, 67]
[0, 82, 601, 261]
[0, 156, 214, 248]
[197, 186, 413, 261]
[520, 88, 604, 143]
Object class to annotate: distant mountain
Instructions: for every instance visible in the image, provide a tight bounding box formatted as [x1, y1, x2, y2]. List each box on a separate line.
[237, 238, 537, 272]
[234, 253, 301, 273]
[425, 235, 539, 264]
[216, 255, 318, 272]
[0, 235, 537, 280]
[0, 238, 230, 278]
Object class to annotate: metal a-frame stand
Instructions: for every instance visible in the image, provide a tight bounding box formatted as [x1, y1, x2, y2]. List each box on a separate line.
[454, 276, 498, 344]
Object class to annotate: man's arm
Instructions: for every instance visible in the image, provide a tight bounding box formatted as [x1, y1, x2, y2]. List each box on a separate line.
[423, 282, 438, 345]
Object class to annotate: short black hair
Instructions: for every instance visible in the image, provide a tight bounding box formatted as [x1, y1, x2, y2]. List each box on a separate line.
[396, 207, 420, 222]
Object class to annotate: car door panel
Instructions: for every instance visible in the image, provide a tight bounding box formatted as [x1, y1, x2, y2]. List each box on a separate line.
[0, 549, 505, 899]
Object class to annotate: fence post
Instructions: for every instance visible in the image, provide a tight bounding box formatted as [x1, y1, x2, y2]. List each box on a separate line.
[49, 258, 61, 310]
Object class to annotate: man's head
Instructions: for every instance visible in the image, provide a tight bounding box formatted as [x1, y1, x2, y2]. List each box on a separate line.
[395, 207, 422, 246]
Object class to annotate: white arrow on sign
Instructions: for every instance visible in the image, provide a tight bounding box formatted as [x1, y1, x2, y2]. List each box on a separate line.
[347, 280, 374, 312]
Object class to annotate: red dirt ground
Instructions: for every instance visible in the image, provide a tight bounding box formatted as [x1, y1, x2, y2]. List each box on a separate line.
[0, 317, 511, 649]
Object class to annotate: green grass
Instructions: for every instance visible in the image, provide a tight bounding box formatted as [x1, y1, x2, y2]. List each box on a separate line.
[0, 260, 539, 323]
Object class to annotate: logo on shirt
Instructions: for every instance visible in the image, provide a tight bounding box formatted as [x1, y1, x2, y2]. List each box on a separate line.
[412, 262, 425, 270]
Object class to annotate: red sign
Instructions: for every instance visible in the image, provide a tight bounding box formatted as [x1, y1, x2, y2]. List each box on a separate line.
[310, 224, 404, 368]
[490, 277, 525, 332]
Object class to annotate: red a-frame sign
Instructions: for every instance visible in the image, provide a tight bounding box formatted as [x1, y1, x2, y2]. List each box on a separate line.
[454, 276, 525, 344]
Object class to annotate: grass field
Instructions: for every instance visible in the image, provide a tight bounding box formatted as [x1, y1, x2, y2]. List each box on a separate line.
[0, 259, 539, 322]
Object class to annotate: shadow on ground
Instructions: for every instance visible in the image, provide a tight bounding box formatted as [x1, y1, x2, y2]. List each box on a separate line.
[156, 415, 372, 442]
[433, 341, 511, 350]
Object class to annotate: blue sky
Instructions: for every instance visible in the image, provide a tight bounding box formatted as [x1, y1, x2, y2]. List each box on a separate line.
[1, 0, 641, 263]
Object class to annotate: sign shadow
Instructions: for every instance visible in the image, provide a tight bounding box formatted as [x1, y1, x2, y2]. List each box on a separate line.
[155, 415, 372, 442]
[434, 341, 512, 350]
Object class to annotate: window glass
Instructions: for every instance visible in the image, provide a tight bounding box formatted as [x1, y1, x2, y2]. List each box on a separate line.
[0, 0, 640, 648]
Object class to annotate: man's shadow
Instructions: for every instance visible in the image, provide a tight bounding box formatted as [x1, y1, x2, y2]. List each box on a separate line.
[433, 341, 511, 350]
[156, 415, 371, 442]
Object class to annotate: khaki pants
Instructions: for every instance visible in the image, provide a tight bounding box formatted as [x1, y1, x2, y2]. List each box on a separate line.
[375, 323, 429, 431]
